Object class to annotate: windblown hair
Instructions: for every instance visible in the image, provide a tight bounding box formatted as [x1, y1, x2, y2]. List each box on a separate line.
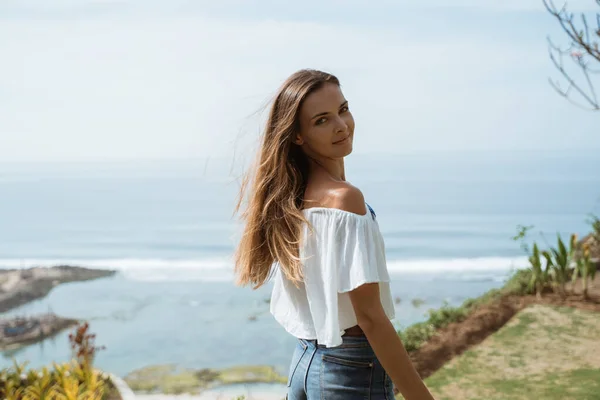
[234, 69, 340, 289]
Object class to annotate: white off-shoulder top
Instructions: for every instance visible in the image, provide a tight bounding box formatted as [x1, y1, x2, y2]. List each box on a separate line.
[269, 203, 395, 348]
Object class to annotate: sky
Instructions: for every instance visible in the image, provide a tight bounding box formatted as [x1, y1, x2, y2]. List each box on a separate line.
[1, 0, 599, 163]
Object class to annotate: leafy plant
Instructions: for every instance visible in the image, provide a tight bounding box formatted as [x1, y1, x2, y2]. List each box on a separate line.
[426, 301, 468, 330]
[511, 225, 550, 298]
[398, 321, 437, 353]
[528, 243, 551, 299]
[502, 268, 535, 296]
[573, 243, 597, 299]
[21, 366, 53, 400]
[52, 372, 83, 400]
[589, 214, 600, 239]
[549, 234, 577, 298]
[69, 322, 105, 371]
[0, 323, 112, 400]
[512, 225, 535, 254]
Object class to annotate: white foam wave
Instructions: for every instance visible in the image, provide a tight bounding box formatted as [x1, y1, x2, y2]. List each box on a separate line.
[386, 256, 528, 274]
[0, 257, 236, 282]
[0, 256, 528, 282]
[0, 257, 232, 270]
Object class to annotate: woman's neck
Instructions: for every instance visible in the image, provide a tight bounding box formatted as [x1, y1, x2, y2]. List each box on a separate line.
[307, 156, 345, 181]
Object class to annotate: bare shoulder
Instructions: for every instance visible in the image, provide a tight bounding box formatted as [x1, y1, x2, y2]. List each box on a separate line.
[326, 182, 367, 215]
[304, 177, 367, 216]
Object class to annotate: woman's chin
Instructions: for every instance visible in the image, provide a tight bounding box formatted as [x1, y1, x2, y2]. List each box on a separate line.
[340, 144, 353, 157]
[327, 141, 353, 158]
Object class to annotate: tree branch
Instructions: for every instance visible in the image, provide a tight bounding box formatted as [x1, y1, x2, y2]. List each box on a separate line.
[544, 0, 600, 110]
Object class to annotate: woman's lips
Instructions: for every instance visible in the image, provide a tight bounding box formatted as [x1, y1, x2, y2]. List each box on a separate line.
[333, 135, 350, 144]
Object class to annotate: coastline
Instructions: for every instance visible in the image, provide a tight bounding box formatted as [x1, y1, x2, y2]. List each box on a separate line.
[0, 265, 116, 312]
[0, 265, 116, 351]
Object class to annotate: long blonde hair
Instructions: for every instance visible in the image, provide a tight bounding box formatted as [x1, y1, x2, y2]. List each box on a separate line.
[234, 69, 340, 289]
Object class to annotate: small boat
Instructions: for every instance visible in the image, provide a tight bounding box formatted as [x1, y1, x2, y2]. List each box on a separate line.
[3, 319, 40, 337]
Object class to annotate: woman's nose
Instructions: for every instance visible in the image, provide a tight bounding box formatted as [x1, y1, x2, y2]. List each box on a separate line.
[334, 116, 348, 133]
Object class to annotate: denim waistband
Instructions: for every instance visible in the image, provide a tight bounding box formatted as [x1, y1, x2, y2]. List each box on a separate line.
[301, 335, 370, 349]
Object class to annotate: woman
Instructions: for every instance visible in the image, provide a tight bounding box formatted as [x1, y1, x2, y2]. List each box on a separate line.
[234, 69, 435, 400]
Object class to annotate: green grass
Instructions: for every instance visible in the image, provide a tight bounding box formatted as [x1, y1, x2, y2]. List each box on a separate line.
[422, 304, 600, 400]
[124, 364, 286, 394]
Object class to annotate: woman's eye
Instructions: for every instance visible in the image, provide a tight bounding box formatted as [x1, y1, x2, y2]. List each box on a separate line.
[340, 106, 349, 113]
[315, 117, 327, 125]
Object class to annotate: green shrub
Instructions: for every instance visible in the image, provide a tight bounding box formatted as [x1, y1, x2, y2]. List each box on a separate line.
[398, 321, 437, 353]
[0, 323, 113, 400]
[503, 268, 534, 296]
[427, 302, 469, 330]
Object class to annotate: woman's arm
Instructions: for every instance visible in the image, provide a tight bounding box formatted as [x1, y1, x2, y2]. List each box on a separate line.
[349, 283, 436, 400]
[332, 185, 436, 399]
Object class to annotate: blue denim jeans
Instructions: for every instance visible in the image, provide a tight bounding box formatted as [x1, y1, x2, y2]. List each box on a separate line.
[286, 336, 395, 399]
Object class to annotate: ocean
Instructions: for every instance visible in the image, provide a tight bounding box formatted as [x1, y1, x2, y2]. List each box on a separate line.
[0, 150, 598, 378]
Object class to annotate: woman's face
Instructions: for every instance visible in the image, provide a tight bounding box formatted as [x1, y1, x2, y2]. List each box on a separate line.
[296, 83, 354, 159]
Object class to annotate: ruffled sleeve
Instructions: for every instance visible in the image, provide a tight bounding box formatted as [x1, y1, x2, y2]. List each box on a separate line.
[301, 207, 392, 347]
[333, 211, 390, 293]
